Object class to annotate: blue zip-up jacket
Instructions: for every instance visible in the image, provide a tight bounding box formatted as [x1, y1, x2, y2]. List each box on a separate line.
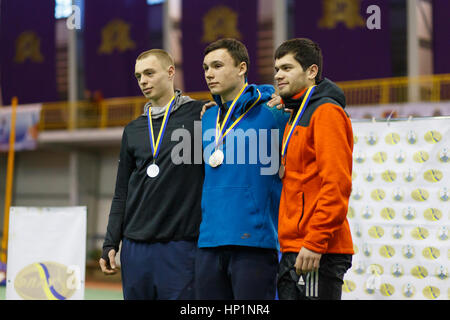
[199, 84, 289, 249]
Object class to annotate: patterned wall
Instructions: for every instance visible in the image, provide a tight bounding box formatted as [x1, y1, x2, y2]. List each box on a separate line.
[343, 118, 449, 300]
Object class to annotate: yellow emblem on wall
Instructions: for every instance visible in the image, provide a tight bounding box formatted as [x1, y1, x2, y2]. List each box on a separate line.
[318, 0, 365, 29]
[202, 6, 242, 43]
[14, 31, 44, 63]
[98, 19, 136, 54]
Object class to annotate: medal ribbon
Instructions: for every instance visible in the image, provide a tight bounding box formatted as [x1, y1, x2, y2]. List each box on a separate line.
[147, 96, 175, 160]
[281, 86, 316, 158]
[215, 83, 261, 148]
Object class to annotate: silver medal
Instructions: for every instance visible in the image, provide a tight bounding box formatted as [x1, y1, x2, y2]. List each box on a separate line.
[147, 163, 160, 178]
[209, 149, 224, 168]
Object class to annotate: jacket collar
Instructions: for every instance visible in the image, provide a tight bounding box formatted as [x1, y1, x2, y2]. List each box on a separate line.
[281, 87, 308, 110]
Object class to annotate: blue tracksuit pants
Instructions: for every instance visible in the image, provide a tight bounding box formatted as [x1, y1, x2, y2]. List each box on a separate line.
[195, 245, 278, 300]
[120, 237, 197, 300]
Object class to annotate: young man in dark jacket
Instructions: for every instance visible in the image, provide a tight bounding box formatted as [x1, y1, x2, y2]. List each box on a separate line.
[99, 49, 205, 300]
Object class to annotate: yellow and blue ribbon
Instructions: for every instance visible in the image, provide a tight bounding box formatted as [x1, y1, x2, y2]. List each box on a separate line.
[147, 96, 176, 160]
[281, 86, 316, 158]
[215, 83, 261, 148]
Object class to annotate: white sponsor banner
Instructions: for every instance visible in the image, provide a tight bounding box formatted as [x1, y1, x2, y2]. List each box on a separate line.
[343, 117, 449, 300]
[6, 207, 87, 300]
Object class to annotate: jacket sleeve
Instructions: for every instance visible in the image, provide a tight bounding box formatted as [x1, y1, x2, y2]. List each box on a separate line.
[302, 104, 353, 253]
[102, 127, 135, 256]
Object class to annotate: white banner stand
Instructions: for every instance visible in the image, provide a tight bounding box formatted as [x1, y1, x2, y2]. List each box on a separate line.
[6, 207, 87, 300]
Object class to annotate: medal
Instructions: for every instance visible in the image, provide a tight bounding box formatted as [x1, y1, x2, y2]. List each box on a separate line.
[278, 164, 285, 179]
[209, 149, 224, 168]
[209, 83, 261, 168]
[147, 96, 175, 178]
[280, 86, 316, 178]
[147, 163, 160, 178]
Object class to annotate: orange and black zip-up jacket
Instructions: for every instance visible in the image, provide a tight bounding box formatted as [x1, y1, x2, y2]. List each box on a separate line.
[278, 78, 354, 254]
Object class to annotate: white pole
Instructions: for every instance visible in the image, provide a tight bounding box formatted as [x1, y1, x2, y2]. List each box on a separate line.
[163, 0, 172, 54]
[69, 151, 79, 206]
[67, 0, 78, 130]
[274, 0, 288, 50]
[407, 0, 419, 102]
[68, 0, 79, 205]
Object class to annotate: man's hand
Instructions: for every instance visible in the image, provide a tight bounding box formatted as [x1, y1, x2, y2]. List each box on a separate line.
[295, 247, 322, 275]
[267, 93, 283, 109]
[200, 101, 217, 119]
[267, 93, 293, 115]
[99, 249, 118, 275]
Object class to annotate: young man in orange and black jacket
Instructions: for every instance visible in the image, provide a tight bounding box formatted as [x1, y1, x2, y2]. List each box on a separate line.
[273, 38, 354, 300]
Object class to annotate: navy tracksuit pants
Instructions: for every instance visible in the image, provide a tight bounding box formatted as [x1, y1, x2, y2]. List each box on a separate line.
[195, 245, 278, 300]
[120, 237, 197, 300]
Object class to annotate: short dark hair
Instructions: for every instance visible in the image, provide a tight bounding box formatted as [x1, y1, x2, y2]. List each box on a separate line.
[136, 49, 174, 69]
[204, 38, 249, 78]
[274, 38, 323, 83]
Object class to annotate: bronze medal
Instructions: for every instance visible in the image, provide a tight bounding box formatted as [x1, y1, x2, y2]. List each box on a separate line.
[279, 86, 316, 180]
[279, 164, 285, 179]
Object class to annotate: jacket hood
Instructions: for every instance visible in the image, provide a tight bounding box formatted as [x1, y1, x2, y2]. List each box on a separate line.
[212, 84, 275, 115]
[283, 78, 346, 110]
[143, 89, 194, 119]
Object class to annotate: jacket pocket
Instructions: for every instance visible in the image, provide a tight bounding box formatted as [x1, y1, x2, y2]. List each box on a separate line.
[280, 187, 305, 240]
[200, 186, 261, 243]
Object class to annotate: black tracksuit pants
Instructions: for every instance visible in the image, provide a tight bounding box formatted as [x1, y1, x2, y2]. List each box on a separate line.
[277, 252, 352, 300]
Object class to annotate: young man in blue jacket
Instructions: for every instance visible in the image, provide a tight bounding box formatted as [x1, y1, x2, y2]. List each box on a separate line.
[195, 38, 289, 299]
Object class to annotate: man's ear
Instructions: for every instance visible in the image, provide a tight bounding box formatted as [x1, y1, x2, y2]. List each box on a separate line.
[238, 61, 248, 77]
[307, 64, 318, 81]
[168, 65, 176, 80]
